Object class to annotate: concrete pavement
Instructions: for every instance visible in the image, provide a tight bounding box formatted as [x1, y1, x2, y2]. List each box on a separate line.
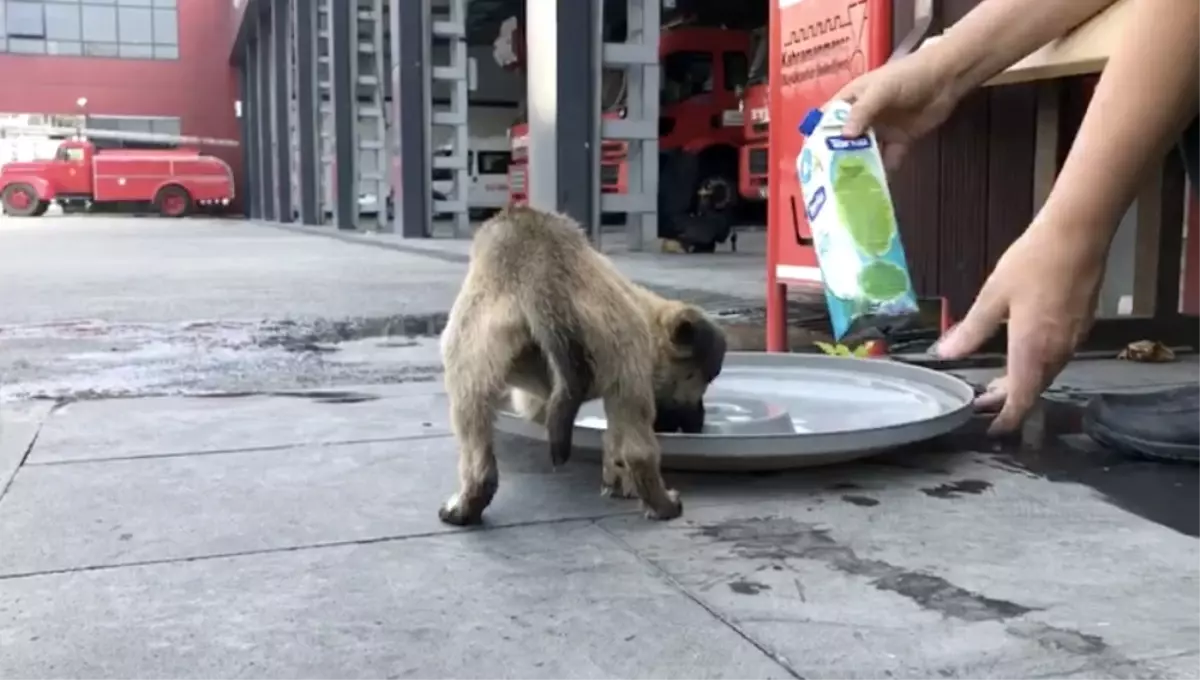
[0, 216, 1196, 678]
[0, 216, 791, 402]
[2, 380, 1197, 679]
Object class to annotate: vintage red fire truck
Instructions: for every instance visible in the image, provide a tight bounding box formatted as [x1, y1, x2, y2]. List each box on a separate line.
[0, 128, 236, 218]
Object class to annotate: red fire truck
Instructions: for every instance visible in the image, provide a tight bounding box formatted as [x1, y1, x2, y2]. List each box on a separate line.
[738, 26, 770, 204]
[0, 126, 237, 218]
[502, 18, 753, 223]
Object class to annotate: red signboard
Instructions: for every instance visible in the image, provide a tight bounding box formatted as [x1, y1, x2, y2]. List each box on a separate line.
[765, 0, 891, 351]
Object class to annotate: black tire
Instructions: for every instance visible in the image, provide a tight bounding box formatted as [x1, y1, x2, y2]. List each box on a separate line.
[154, 185, 193, 218]
[695, 158, 739, 217]
[2, 183, 43, 217]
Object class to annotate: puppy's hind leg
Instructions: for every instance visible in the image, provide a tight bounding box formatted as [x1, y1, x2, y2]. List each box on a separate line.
[530, 326, 593, 468]
[438, 305, 523, 526]
[602, 390, 682, 520]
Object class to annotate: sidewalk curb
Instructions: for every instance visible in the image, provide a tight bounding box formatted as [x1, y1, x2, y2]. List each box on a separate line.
[248, 219, 772, 314]
[255, 220, 471, 264]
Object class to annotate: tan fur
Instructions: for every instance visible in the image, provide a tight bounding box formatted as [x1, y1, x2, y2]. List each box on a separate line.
[437, 206, 727, 526]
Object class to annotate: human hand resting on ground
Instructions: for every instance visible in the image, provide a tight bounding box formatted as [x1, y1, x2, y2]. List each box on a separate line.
[933, 219, 1107, 434]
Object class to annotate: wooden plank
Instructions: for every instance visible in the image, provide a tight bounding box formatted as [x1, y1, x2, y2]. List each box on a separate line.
[1131, 163, 1165, 315]
[937, 90, 991, 319]
[1030, 80, 1061, 210]
[986, 84, 1038, 268]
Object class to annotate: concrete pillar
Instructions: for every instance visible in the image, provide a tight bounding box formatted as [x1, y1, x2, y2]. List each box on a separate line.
[390, 0, 432, 237]
[329, 0, 357, 230]
[603, 0, 660, 251]
[245, 38, 263, 220]
[257, 11, 276, 222]
[239, 61, 254, 218]
[525, 0, 602, 236]
[295, 0, 320, 225]
[272, 0, 293, 222]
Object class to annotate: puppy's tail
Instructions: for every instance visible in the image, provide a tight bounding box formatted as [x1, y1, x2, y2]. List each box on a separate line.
[526, 310, 593, 468]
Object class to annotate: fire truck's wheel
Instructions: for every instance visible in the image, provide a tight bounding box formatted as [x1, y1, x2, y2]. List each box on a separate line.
[696, 172, 737, 214]
[2, 183, 43, 217]
[155, 185, 193, 218]
[30, 202, 49, 217]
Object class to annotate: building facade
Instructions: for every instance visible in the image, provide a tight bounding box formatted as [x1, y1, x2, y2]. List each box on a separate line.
[0, 0, 242, 202]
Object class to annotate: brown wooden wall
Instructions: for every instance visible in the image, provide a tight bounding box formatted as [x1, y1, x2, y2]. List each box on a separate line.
[888, 0, 1045, 319]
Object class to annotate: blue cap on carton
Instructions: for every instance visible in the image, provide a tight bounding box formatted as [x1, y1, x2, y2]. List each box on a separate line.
[799, 108, 823, 136]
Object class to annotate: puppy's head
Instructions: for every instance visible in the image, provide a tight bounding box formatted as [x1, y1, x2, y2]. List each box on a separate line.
[651, 304, 727, 434]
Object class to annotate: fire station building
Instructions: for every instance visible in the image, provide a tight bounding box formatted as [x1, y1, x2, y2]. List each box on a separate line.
[228, 0, 668, 242]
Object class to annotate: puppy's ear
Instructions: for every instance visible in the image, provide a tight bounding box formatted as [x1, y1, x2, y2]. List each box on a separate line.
[672, 316, 699, 349]
[666, 308, 727, 381]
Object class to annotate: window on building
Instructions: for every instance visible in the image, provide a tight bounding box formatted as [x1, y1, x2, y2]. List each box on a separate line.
[6, 2, 46, 39]
[476, 151, 511, 176]
[0, 0, 179, 59]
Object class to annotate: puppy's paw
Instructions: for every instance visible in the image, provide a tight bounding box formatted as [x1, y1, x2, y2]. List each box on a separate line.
[437, 493, 484, 526]
[643, 489, 683, 521]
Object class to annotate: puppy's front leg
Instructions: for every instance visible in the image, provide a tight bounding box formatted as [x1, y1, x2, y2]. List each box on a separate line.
[600, 428, 637, 499]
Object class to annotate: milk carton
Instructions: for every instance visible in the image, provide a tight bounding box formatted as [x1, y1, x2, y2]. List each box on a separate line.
[796, 100, 920, 342]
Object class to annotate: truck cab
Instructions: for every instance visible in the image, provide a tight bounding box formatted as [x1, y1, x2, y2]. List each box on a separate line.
[655, 24, 751, 215]
[0, 139, 96, 216]
[47, 139, 97, 198]
[505, 23, 751, 217]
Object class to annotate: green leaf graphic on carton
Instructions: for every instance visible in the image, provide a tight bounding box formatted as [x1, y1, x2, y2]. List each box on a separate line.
[833, 156, 896, 257]
[858, 260, 910, 301]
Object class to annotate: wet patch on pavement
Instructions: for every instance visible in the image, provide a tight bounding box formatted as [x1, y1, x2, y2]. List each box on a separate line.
[728, 579, 772, 595]
[920, 479, 992, 499]
[996, 438, 1199, 538]
[693, 516, 1038, 622]
[190, 389, 385, 404]
[0, 316, 446, 402]
[915, 415, 1200, 538]
[841, 494, 880, 507]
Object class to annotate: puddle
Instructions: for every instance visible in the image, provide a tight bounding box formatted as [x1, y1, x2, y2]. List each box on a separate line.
[912, 413, 1199, 538]
[189, 389, 384, 404]
[999, 436, 1198, 538]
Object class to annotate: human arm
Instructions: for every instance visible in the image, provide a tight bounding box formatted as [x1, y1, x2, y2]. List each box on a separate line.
[928, 0, 1124, 102]
[1031, 0, 1199, 255]
[838, 0, 1124, 165]
[935, 0, 1200, 433]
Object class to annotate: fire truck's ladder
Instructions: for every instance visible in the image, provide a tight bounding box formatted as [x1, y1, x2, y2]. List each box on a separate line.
[0, 124, 240, 148]
[430, 0, 470, 237]
[600, 0, 661, 251]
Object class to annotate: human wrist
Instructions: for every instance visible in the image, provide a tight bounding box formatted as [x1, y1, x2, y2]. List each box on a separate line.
[918, 41, 973, 100]
[1028, 195, 1121, 264]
